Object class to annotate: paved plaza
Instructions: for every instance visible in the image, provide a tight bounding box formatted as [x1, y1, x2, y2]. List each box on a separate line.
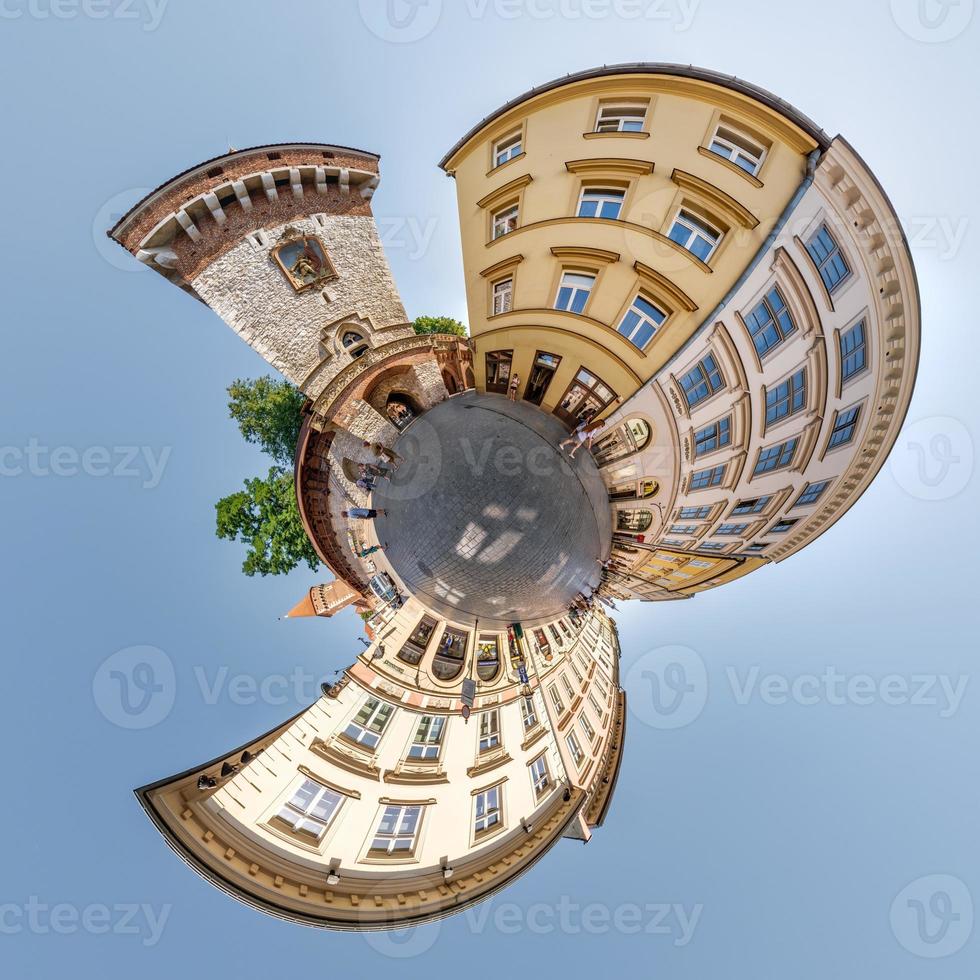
[373, 392, 611, 628]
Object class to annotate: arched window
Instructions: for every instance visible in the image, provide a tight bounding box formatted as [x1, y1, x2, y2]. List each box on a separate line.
[476, 636, 500, 682]
[398, 616, 437, 666]
[593, 418, 652, 467]
[617, 509, 653, 533]
[342, 331, 369, 359]
[432, 627, 467, 681]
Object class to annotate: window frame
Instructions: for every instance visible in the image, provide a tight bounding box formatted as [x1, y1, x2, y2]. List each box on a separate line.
[668, 208, 723, 263]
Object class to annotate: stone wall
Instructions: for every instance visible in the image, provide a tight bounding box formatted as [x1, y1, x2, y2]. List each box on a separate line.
[190, 214, 410, 393]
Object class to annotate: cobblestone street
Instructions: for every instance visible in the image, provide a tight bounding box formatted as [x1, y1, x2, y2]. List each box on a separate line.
[373, 392, 611, 627]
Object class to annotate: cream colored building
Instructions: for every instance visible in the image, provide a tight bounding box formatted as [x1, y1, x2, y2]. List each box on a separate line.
[138, 605, 624, 929]
[440, 65, 918, 599]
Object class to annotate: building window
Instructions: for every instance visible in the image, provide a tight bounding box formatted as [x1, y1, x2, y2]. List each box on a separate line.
[432, 627, 467, 681]
[593, 418, 652, 467]
[745, 287, 797, 357]
[670, 524, 698, 535]
[565, 731, 585, 767]
[530, 755, 551, 797]
[702, 542, 726, 551]
[771, 519, 798, 534]
[680, 505, 712, 519]
[588, 692, 604, 717]
[492, 277, 513, 315]
[708, 123, 766, 175]
[840, 320, 867, 382]
[485, 349, 514, 394]
[398, 616, 437, 665]
[370, 804, 423, 856]
[668, 209, 722, 262]
[344, 698, 394, 749]
[688, 558, 712, 568]
[679, 354, 724, 408]
[578, 186, 626, 219]
[561, 675, 575, 700]
[828, 406, 861, 449]
[408, 715, 445, 759]
[754, 437, 798, 476]
[554, 367, 617, 427]
[478, 709, 501, 753]
[716, 523, 748, 536]
[476, 636, 501, 682]
[521, 695, 538, 730]
[618, 294, 667, 349]
[549, 684, 565, 715]
[746, 543, 767, 553]
[524, 350, 561, 406]
[554, 271, 596, 314]
[766, 369, 807, 425]
[691, 464, 725, 490]
[493, 130, 523, 168]
[806, 224, 851, 293]
[492, 203, 519, 240]
[579, 713, 596, 743]
[275, 778, 343, 841]
[732, 496, 771, 515]
[694, 416, 731, 456]
[617, 509, 653, 533]
[595, 101, 648, 132]
[795, 481, 830, 507]
[474, 785, 503, 836]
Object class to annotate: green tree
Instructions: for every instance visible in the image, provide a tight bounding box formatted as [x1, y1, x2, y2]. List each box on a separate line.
[412, 315, 468, 338]
[226, 376, 306, 467]
[216, 467, 321, 577]
[215, 376, 321, 576]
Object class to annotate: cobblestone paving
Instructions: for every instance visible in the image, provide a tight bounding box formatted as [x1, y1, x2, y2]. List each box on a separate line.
[372, 392, 610, 628]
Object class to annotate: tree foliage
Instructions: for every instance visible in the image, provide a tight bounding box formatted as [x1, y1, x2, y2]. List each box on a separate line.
[226, 376, 306, 467]
[215, 377, 321, 577]
[412, 315, 468, 338]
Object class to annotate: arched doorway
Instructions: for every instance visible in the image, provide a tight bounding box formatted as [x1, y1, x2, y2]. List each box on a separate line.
[442, 369, 460, 395]
[386, 392, 421, 429]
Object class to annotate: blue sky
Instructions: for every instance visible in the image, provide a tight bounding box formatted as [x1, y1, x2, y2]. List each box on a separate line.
[1, 0, 978, 975]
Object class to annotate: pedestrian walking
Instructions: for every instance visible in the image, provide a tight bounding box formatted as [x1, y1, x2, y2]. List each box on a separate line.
[507, 373, 521, 401]
[342, 507, 386, 520]
[357, 544, 383, 558]
[355, 477, 376, 493]
[363, 441, 402, 467]
[559, 419, 605, 459]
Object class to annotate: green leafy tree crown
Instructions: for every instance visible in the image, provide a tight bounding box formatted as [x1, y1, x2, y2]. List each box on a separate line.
[215, 376, 321, 577]
[412, 315, 468, 337]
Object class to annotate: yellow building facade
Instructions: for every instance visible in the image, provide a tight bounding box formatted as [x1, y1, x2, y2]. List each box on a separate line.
[441, 64, 829, 425]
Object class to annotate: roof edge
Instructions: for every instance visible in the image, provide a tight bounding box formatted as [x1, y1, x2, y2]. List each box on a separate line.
[438, 63, 831, 171]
